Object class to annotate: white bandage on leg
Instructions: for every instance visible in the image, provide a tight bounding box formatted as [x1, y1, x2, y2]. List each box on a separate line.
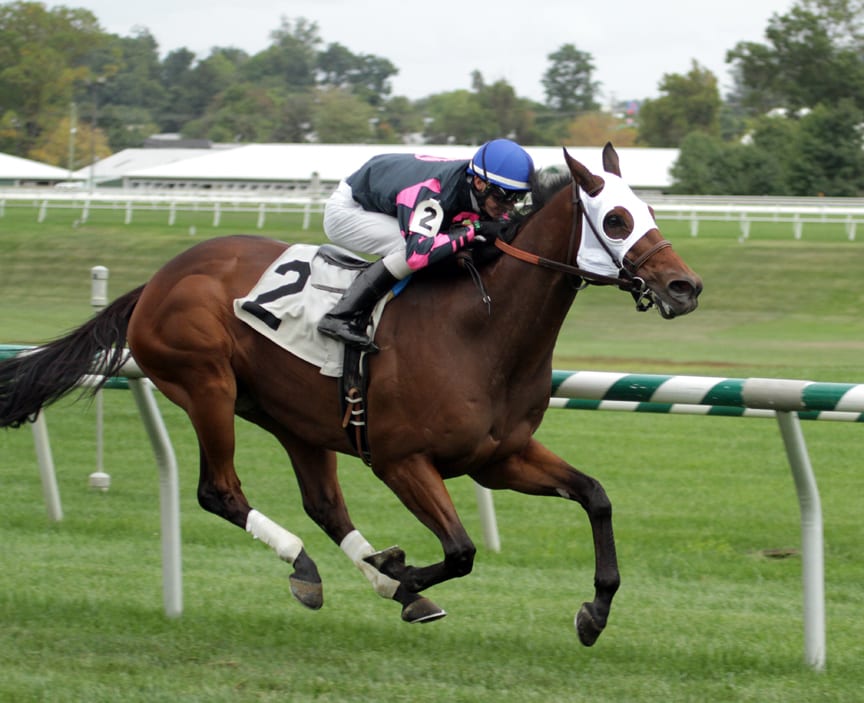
[245, 509, 304, 563]
[340, 529, 400, 599]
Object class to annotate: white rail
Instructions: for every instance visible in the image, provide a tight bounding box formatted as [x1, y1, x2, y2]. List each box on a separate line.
[3, 189, 864, 239]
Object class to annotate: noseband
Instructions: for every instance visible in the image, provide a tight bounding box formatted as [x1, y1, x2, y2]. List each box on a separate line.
[493, 182, 671, 311]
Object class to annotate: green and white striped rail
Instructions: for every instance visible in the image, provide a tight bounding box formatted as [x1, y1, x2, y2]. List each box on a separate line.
[0, 344, 132, 389]
[550, 370, 864, 422]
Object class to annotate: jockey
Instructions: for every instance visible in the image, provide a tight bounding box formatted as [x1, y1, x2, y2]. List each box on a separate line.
[317, 138, 535, 349]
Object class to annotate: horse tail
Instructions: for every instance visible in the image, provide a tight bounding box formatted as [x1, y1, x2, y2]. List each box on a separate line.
[0, 285, 145, 428]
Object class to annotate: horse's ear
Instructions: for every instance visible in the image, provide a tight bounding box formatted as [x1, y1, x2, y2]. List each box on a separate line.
[602, 142, 621, 176]
[563, 147, 604, 195]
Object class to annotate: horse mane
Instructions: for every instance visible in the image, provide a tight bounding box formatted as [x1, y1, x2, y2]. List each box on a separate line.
[527, 164, 573, 212]
[491, 165, 572, 245]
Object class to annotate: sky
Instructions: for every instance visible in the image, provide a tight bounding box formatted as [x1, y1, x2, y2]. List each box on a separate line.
[58, 0, 797, 104]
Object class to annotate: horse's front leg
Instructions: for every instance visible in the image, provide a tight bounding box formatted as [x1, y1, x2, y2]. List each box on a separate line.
[369, 454, 478, 618]
[271, 436, 447, 623]
[471, 438, 620, 646]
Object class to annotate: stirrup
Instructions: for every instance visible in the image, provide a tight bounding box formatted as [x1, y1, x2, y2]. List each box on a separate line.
[318, 315, 377, 351]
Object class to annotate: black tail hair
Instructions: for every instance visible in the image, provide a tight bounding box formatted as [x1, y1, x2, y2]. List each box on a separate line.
[0, 285, 145, 428]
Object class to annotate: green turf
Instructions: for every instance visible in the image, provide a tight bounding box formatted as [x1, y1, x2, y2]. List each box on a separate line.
[1, 204, 862, 701]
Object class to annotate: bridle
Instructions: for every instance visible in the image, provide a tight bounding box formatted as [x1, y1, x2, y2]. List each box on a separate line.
[493, 181, 671, 312]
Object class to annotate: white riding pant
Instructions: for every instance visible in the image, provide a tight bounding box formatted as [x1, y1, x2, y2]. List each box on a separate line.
[323, 180, 412, 279]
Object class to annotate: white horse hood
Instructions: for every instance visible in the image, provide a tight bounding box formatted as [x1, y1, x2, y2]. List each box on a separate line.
[576, 173, 659, 278]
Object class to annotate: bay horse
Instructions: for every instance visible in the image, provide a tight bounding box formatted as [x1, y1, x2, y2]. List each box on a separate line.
[0, 144, 701, 646]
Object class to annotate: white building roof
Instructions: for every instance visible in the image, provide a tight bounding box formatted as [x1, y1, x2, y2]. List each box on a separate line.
[123, 143, 678, 189]
[0, 152, 71, 181]
[70, 147, 240, 184]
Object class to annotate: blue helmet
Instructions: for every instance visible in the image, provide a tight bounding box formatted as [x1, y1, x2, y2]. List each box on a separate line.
[467, 139, 534, 192]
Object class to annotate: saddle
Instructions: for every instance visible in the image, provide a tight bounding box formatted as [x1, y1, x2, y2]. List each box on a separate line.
[234, 242, 494, 467]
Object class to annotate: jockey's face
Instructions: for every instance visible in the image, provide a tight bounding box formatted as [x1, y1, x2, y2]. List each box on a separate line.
[473, 176, 525, 219]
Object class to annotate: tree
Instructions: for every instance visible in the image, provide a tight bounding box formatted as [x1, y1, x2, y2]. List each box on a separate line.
[268, 91, 314, 143]
[541, 44, 600, 115]
[317, 43, 397, 107]
[0, 110, 23, 154]
[100, 104, 159, 150]
[566, 112, 637, 147]
[311, 88, 376, 143]
[638, 61, 721, 147]
[316, 42, 355, 87]
[158, 48, 198, 131]
[669, 133, 731, 194]
[186, 49, 247, 124]
[672, 124, 803, 196]
[376, 96, 424, 143]
[474, 77, 540, 143]
[671, 100, 864, 196]
[347, 54, 397, 107]
[789, 100, 864, 195]
[421, 90, 493, 144]
[727, 0, 864, 114]
[184, 82, 283, 143]
[28, 114, 110, 169]
[99, 29, 165, 112]
[0, 1, 106, 155]
[240, 17, 320, 92]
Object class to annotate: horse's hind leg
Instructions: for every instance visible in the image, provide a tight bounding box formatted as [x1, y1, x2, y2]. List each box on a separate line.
[191, 399, 324, 610]
[272, 435, 447, 623]
[471, 439, 620, 647]
[133, 347, 323, 610]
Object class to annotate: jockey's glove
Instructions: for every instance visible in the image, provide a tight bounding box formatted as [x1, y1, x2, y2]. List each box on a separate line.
[473, 219, 510, 243]
[449, 224, 476, 250]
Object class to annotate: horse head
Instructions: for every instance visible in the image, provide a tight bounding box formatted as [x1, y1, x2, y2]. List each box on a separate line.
[564, 143, 702, 319]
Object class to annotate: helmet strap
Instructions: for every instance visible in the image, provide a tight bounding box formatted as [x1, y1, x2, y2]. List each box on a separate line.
[469, 174, 490, 203]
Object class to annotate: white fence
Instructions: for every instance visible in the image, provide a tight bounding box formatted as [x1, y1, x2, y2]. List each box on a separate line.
[649, 194, 864, 240]
[4, 189, 864, 239]
[0, 189, 328, 230]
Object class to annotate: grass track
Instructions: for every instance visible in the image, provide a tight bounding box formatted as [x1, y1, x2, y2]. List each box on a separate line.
[1, 205, 863, 701]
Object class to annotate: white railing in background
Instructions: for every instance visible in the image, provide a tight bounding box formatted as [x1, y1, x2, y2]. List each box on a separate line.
[0, 188, 330, 230]
[647, 193, 864, 240]
[3, 189, 864, 239]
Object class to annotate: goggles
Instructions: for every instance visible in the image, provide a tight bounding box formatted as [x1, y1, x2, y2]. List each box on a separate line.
[484, 182, 526, 205]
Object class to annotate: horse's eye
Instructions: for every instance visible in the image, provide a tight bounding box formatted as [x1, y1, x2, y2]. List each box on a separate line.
[602, 210, 633, 240]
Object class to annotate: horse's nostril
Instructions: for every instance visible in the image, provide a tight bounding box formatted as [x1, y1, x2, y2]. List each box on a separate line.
[669, 278, 702, 299]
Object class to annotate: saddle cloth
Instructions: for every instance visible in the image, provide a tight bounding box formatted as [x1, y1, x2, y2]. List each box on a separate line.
[233, 244, 389, 377]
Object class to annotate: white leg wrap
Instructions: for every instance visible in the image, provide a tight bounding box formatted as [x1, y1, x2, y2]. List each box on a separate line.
[340, 529, 400, 599]
[246, 509, 304, 564]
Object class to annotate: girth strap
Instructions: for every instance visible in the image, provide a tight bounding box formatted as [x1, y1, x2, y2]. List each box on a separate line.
[340, 345, 373, 466]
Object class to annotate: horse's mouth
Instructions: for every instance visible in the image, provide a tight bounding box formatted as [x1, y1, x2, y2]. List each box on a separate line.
[650, 275, 703, 319]
[654, 292, 699, 320]
[656, 297, 675, 319]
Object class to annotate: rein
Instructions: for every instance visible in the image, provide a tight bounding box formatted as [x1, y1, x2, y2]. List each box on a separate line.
[493, 182, 671, 307]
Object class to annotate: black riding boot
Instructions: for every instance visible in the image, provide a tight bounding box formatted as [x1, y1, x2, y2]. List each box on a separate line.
[317, 259, 399, 349]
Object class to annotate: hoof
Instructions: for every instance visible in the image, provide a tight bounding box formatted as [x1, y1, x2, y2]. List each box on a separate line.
[289, 575, 324, 610]
[401, 596, 447, 624]
[574, 602, 604, 646]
